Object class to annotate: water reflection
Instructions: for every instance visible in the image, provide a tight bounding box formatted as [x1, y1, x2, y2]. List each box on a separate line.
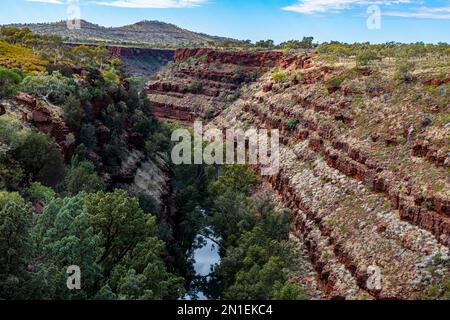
[184, 234, 220, 300]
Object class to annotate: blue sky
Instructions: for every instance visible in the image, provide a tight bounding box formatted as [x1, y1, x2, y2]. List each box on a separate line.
[1, 0, 449, 43]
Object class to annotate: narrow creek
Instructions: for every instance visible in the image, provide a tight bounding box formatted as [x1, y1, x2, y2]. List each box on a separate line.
[182, 234, 221, 300]
[190, 234, 221, 300]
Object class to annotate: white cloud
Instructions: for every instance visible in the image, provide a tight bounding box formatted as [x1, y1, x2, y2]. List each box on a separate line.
[282, 0, 413, 14]
[93, 0, 207, 8]
[26, 0, 63, 4]
[385, 6, 450, 19]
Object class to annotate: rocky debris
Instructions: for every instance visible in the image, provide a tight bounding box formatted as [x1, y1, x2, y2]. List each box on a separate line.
[262, 139, 448, 299]
[239, 84, 450, 244]
[412, 141, 450, 168]
[423, 77, 450, 86]
[121, 152, 172, 218]
[111, 149, 144, 184]
[421, 118, 432, 128]
[212, 88, 448, 299]
[289, 235, 327, 299]
[15, 93, 36, 108]
[14, 20, 228, 47]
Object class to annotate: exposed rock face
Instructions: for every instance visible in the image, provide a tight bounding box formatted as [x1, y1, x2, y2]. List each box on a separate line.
[9, 93, 69, 146]
[173, 48, 312, 69]
[423, 77, 450, 86]
[147, 48, 450, 299]
[239, 91, 450, 247]
[113, 150, 171, 215]
[147, 49, 312, 123]
[106, 46, 174, 60]
[212, 101, 449, 300]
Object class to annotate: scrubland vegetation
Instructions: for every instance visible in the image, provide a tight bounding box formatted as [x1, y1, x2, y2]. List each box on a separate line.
[0, 26, 449, 300]
[0, 28, 307, 300]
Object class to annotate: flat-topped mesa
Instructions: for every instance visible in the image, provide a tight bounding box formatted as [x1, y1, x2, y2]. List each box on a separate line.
[147, 48, 314, 123]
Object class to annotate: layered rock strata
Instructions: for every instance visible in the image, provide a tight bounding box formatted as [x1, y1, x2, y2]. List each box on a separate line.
[148, 49, 450, 299]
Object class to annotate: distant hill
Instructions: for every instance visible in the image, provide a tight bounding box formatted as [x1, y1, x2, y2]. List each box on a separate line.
[3, 20, 231, 47]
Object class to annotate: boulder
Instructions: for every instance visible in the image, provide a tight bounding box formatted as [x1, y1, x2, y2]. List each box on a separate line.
[15, 93, 36, 108]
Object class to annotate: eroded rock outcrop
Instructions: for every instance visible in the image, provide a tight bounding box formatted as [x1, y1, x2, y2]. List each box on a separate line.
[147, 49, 312, 123]
[4, 93, 70, 147]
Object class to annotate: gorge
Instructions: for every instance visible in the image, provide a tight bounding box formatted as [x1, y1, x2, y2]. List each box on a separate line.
[144, 46, 450, 299]
[0, 26, 449, 300]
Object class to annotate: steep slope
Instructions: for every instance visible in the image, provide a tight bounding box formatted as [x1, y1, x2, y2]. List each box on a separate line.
[147, 48, 450, 299]
[4, 20, 230, 46]
[146, 48, 311, 123]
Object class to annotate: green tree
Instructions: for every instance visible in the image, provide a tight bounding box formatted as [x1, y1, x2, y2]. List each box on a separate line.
[112, 236, 185, 299]
[21, 71, 77, 104]
[205, 166, 302, 300]
[12, 130, 65, 188]
[25, 182, 56, 204]
[356, 50, 381, 67]
[65, 159, 104, 196]
[83, 190, 149, 271]
[63, 95, 85, 131]
[31, 195, 103, 299]
[209, 165, 259, 197]
[224, 256, 285, 300]
[255, 40, 275, 48]
[0, 67, 22, 99]
[0, 27, 33, 45]
[272, 281, 306, 300]
[0, 192, 32, 299]
[79, 123, 97, 150]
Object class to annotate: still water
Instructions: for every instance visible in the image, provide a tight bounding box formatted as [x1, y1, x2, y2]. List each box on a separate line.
[185, 234, 221, 300]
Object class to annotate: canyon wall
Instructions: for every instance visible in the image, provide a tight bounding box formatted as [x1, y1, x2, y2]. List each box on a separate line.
[146, 48, 312, 123]
[146, 48, 450, 299]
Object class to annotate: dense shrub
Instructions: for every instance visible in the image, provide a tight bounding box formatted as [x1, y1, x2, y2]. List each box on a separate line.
[62, 95, 85, 131]
[287, 118, 299, 131]
[356, 50, 381, 67]
[79, 124, 97, 150]
[65, 159, 105, 196]
[272, 71, 287, 83]
[21, 71, 77, 104]
[395, 60, 415, 82]
[0, 191, 32, 299]
[0, 40, 48, 73]
[12, 131, 65, 188]
[187, 81, 203, 93]
[0, 67, 22, 99]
